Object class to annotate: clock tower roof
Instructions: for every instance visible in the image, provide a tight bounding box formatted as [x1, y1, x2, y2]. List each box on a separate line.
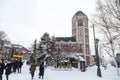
[75, 11, 85, 16]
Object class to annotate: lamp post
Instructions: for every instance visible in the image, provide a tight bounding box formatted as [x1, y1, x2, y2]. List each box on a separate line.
[95, 39, 102, 77]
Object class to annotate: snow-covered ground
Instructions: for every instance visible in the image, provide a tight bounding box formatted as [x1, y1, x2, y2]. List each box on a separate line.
[2, 62, 120, 80]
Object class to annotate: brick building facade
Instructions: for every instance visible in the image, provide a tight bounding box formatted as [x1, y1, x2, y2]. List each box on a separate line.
[55, 11, 91, 66]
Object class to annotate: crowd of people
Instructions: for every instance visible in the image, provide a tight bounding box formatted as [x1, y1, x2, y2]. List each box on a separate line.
[0, 57, 45, 80]
[0, 58, 23, 80]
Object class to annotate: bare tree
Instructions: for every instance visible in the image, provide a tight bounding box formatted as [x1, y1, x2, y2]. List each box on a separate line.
[0, 30, 10, 45]
[0, 30, 7, 40]
[92, 0, 120, 76]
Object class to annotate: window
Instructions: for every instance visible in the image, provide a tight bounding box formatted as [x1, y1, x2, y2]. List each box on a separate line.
[78, 28, 83, 35]
[78, 19, 83, 26]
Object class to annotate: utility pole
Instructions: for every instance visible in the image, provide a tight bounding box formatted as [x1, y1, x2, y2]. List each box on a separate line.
[93, 25, 96, 64]
[33, 39, 37, 54]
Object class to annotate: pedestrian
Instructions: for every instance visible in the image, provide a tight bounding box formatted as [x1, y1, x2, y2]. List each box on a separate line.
[17, 59, 23, 73]
[38, 62, 45, 79]
[29, 58, 37, 79]
[5, 59, 12, 80]
[12, 58, 18, 73]
[0, 59, 5, 80]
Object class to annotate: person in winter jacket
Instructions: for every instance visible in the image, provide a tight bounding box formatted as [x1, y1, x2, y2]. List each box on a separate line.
[29, 59, 37, 79]
[12, 58, 18, 73]
[5, 60, 12, 80]
[17, 59, 23, 73]
[39, 62, 45, 79]
[0, 59, 5, 80]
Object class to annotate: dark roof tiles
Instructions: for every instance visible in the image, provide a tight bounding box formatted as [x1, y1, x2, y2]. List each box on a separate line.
[55, 37, 76, 42]
[75, 11, 85, 16]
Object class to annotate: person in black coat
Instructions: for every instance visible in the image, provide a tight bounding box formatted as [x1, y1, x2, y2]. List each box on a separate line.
[0, 59, 5, 80]
[17, 59, 23, 73]
[12, 58, 18, 73]
[5, 60, 12, 80]
[39, 62, 45, 79]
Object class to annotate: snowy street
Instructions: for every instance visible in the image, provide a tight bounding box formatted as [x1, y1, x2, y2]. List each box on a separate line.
[2, 61, 120, 80]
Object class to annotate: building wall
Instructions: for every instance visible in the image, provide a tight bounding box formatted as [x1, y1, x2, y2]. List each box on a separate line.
[55, 42, 84, 54]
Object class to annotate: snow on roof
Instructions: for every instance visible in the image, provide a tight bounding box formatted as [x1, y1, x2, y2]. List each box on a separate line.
[4, 44, 12, 48]
[70, 53, 85, 61]
[78, 56, 85, 61]
[60, 60, 69, 62]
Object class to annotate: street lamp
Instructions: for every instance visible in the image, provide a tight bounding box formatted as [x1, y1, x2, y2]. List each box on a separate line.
[95, 39, 102, 77]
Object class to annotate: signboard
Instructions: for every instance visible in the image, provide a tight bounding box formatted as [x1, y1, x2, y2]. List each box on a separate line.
[13, 54, 22, 58]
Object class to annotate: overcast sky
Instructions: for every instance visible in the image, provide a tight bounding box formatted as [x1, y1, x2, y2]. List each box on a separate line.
[0, 0, 96, 49]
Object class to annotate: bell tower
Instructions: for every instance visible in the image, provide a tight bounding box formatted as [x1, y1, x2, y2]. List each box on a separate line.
[72, 11, 88, 42]
[72, 11, 90, 65]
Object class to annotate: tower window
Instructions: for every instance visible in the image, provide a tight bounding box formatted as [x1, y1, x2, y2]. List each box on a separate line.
[78, 19, 83, 26]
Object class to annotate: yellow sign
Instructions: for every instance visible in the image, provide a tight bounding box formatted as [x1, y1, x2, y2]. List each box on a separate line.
[13, 54, 23, 58]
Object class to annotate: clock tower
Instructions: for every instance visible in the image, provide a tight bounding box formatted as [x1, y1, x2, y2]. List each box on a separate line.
[72, 11, 90, 65]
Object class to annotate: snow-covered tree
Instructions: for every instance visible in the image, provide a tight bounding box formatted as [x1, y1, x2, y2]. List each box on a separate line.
[36, 33, 55, 65]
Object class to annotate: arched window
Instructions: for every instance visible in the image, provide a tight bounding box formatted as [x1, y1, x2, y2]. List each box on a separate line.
[78, 19, 83, 26]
